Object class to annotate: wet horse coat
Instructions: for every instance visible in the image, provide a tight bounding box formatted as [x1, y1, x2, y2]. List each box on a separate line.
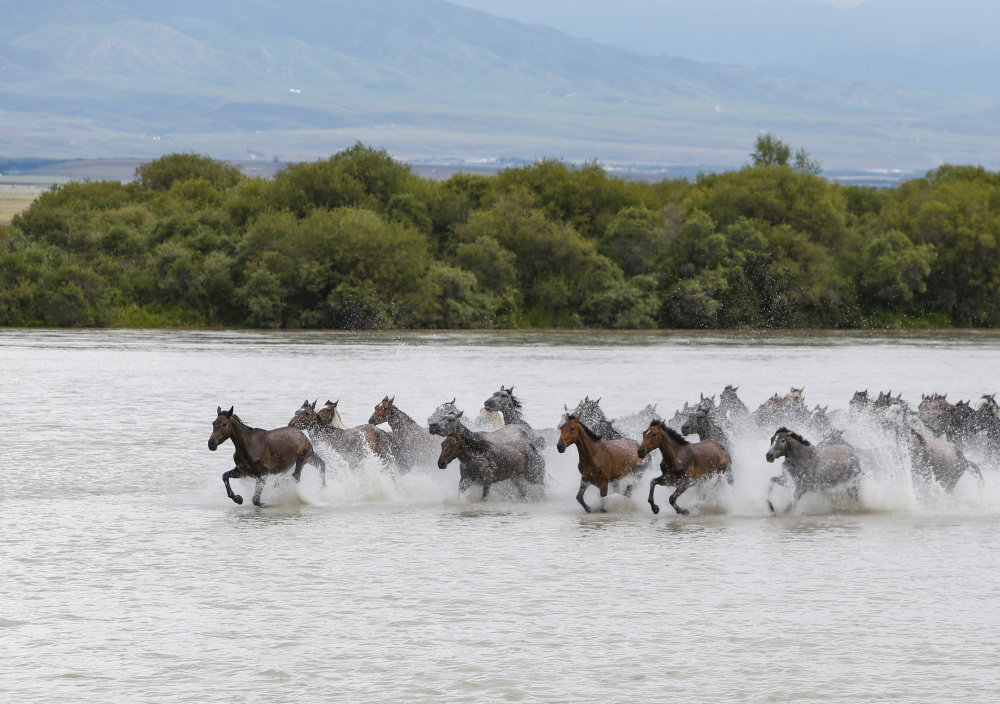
[209, 406, 326, 506]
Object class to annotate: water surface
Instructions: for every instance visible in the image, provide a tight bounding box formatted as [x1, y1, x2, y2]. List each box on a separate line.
[2, 330, 998, 703]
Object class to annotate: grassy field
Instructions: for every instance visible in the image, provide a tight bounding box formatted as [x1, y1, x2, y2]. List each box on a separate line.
[0, 194, 37, 224]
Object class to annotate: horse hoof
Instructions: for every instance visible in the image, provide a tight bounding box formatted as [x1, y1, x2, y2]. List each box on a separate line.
[650, 504, 660, 515]
[767, 500, 774, 513]
[232, 495, 243, 505]
[676, 508, 689, 516]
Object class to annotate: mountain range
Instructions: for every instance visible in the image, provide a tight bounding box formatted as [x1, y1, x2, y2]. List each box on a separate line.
[1, 0, 999, 170]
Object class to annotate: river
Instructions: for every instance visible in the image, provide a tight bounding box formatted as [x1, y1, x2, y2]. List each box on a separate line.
[1, 329, 998, 702]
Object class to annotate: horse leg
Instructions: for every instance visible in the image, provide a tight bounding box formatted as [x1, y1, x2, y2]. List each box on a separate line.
[668, 477, 693, 516]
[513, 476, 529, 500]
[648, 474, 669, 515]
[223, 467, 245, 505]
[599, 483, 609, 513]
[481, 482, 491, 501]
[251, 476, 267, 507]
[622, 481, 634, 498]
[458, 475, 472, 494]
[576, 480, 592, 513]
[766, 474, 787, 513]
[311, 453, 327, 487]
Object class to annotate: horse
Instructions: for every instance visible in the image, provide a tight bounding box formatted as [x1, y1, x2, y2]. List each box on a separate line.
[569, 396, 624, 440]
[369, 396, 439, 469]
[638, 419, 733, 515]
[679, 407, 729, 445]
[906, 429, 983, 492]
[290, 400, 397, 470]
[557, 414, 649, 513]
[437, 426, 545, 500]
[484, 385, 547, 448]
[754, 387, 810, 428]
[765, 427, 862, 512]
[427, 399, 504, 436]
[208, 406, 326, 506]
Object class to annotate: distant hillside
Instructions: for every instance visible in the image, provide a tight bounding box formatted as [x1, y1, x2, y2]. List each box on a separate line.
[1, 0, 999, 169]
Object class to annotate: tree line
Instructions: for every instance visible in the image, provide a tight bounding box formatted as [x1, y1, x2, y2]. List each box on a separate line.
[1, 138, 998, 329]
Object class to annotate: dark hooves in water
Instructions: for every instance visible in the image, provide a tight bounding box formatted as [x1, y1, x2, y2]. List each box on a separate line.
[676, 507, 690, 516]
[232, 495, 244, 505]
[650, 504, 660, 515]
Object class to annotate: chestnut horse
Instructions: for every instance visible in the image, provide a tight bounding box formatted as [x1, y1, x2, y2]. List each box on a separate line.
[290, 400, 397, 470]
[437, 426, 545, 500]
[557, 414, 649, 513]
[208, 406, 326, 506]
[765, 427, 861, 511]
[638, 419, 732, 515]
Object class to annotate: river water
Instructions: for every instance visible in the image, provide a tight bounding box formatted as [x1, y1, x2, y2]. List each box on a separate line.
[2, 329, 999, 703]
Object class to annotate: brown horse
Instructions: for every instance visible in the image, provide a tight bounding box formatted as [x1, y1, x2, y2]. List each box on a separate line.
[437, 426, 546, 500]
[289, 400, 397, 470]
[638, 419, 733, 515]
[765, 427, 861, 511]
[557, 414, 649, 513]
[209, 406, 326, 506]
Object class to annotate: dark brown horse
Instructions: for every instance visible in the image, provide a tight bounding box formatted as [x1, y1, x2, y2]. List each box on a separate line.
[765, 427, 861, 511]
[638, 419, 733, 515]
[369, 396, 439, 469]
[209, 406, 326, 506]
[557, 414, 649, 513]
[290, 400, 397, 470]
[437, 426, 546, 500]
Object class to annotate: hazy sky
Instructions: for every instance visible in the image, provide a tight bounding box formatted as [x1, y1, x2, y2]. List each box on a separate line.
[446, 0, 1000, 96]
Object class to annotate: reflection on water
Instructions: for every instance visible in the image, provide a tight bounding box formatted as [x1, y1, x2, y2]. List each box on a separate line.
[2, 330, 1000, 703]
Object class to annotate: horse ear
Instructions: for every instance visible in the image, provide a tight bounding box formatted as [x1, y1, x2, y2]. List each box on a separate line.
[683, 401, 689, 409]
[389, 396, 395, 405]
[451, 397, 456, 405]
[226, 406, 234, 417]
[564, 404, 570, 412]
[595, 397, 601, 404]
[217, 406, 223, 415]
[326, 400, 334, 406]
[312, 399, 317, 409]
[456, 410, 464, 418]
[508, 386, 514, 394]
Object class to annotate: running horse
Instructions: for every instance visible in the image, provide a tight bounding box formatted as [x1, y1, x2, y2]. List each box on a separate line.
[557, 414, 649, 513]
[638, 419, 733, 515]
[437, 425, 546, 500]
[765, 427, 861, 511]
[208, 406, 326, 506]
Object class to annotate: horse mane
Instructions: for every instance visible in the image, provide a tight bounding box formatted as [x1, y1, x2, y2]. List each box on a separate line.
[567, 414, 602, 442]
[774, 426, 810, 446]
[662, 425, 689, 445]
[457, 425, 491, 452]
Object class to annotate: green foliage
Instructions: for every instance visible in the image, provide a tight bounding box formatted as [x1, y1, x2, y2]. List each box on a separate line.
[136, 153, 243, 192]
[6, 141, 1000, 330]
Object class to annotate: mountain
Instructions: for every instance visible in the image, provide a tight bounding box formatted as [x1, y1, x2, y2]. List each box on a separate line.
[1, 0, 998, 169]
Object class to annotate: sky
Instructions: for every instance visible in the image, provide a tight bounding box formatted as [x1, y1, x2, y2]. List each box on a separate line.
[446, 0, 1000, 96]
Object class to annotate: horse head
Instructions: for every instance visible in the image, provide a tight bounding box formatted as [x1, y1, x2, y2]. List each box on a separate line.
[316, 400, 340, 427]
[437, 432, 463, 469]
[208, 406, 235, 451]
[429, 410, 463, 437]
[766, 427, 810, 463]
[369, 395, 396, 425]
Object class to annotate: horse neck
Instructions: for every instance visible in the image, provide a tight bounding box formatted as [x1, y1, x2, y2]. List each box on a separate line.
[785, 438, 815, 465]
[388, 407, 419, 432]
[228, 416, 258, 456]
[571, 425, 604, 464]
[500, 405, 523, 425]
[655, 430, 685, 463]
[458, 425, 490, 454]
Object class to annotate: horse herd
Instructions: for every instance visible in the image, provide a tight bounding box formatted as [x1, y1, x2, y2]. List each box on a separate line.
[207, 384, 996, 514]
